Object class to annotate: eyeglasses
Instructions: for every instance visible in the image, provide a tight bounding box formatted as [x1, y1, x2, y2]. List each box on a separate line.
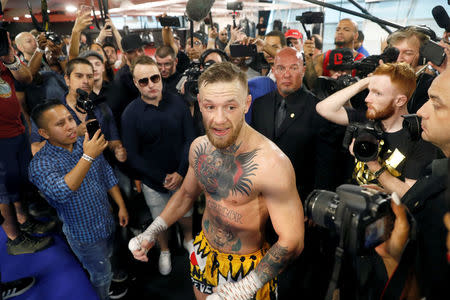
[137, 74, 161, 87]
[274, 65, 301, 74]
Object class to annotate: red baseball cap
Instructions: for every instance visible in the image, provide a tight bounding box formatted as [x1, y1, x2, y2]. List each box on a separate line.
[285, 29, 303, 41]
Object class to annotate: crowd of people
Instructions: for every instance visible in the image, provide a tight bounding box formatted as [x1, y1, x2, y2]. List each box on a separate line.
[1, 3, 450, 300]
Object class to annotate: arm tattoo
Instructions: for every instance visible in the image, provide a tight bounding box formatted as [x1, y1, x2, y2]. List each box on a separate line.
[255, 243, 291, 284]
[194, 142, 259, 201]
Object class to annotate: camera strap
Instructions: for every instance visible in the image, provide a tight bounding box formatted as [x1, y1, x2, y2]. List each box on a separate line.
[325, 209, 353, 300]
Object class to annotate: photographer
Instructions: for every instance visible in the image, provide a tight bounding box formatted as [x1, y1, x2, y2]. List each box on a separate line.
[155, 45, 182, 92]
[316, 63, 439, 198]
[30, 58, 124, 164]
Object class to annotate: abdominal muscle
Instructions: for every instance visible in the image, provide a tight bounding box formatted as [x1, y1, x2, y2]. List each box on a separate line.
[201, 194, 268, 255]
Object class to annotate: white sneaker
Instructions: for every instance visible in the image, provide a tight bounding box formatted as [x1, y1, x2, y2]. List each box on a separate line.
[183, 239, 194, 255]
[158, 250, 172, 275]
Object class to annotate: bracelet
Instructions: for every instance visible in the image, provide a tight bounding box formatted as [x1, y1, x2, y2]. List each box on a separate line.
[373, 165, 386, 179]
[3, 56, 22, 71]
[81, 153, 95, 163]
[35, 48, 45, 54]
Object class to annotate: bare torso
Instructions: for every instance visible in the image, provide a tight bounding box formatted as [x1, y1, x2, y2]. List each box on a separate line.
[192, 130, 276, 255]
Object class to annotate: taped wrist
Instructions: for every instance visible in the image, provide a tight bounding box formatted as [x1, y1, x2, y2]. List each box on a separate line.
[216, 270, 263, 300]
[128, 216, 168, 251]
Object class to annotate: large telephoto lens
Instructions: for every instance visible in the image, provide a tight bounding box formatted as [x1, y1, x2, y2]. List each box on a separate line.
[305, 190, 340, 230]
[353, 133, 379, 162]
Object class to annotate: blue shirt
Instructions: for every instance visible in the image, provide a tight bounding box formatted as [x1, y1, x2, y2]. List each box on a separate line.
[28, 138, 117, 243]
[30, 93, 120, 144]
[121, 92, 195, 192]
[357, 46, 370, 57]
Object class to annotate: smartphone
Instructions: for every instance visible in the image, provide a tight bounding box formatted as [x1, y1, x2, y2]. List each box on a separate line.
[86, 120, 100, 139]
[159, 16, 180, 27]
[230, 44, 257, 57]
[0, 28, 9, 57]
[420, 40, 446, 66]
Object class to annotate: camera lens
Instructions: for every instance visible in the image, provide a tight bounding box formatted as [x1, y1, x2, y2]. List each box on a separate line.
[305, 190, 340, 230]
[353, 134, 379, 162]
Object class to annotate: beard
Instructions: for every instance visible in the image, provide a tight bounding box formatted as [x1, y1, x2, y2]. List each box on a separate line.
[334, 40, 346, 47]
[204, 117, 244, 149]
[366, 103, 395, 120]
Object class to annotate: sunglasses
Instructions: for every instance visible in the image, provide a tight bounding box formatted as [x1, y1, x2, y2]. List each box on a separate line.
[137, 74, 161, 87]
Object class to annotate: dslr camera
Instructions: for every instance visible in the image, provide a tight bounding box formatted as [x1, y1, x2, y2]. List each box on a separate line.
[305, 184, 394, 256]
[76, 88, 99, 139]
[342, 121, 384, 162]
[315, 74, 360, 100]
[45, 32, 62, 45]
[352, 47, 399, 78]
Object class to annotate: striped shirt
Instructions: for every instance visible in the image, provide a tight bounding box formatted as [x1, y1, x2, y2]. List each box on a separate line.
[29, 138, 117, 243]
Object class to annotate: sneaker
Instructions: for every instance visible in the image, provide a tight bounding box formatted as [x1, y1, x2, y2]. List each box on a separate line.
[112, 270, 128, 283]
[108, 282, 128, 299]
[19, 218, 57, 235]
[183, 239, 194, 254]
[2, 276, 35, 299]
[158, 250, 172, 275]
[7, 233, 53, 255]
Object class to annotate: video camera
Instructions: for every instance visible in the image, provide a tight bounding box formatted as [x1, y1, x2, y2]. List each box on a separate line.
[177, 62, 202, 103]
[305, 184, 394, 256]
[76, 88, 99, 139]
[315, 74, 359, 100]
[342, 121, 384, 162]
[352, 46, 400, 78]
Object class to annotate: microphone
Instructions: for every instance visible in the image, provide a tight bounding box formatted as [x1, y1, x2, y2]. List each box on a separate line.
[432, 5, 450, 32]
[186, 0, 215, 22]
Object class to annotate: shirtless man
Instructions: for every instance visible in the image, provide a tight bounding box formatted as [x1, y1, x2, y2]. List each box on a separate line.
[129, 62, 304, 300]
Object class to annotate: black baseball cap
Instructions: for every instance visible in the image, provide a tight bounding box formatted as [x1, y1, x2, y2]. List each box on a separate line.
[121, 34, 144, 52]
[187, 31, 207, 45]
[327, 48, 354, 71]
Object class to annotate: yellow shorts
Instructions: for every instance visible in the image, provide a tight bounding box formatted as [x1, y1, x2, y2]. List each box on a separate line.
[189, 230, 277, 299]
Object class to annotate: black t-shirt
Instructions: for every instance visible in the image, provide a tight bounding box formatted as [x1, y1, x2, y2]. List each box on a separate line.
[345, 107, 438, 181]
[256, 23, 266, 36]
[162, 71, 182, 94]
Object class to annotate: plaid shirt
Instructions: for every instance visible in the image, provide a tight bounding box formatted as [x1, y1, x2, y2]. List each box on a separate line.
[29, 138, 117, 243]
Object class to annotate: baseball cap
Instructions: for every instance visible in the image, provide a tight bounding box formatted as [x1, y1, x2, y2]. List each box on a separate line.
[121, 34, 144, 52]
[285, 29, 303, 42]
[79, 50, 104, 63]
[327, 48, 354, 71]
[187, 31, 207, 45]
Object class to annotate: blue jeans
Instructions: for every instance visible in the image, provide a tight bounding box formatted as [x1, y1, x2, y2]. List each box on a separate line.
[66, 234, 114, 300]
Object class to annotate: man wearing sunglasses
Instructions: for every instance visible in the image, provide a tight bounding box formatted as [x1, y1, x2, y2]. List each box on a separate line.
[121, 56, 196, 276]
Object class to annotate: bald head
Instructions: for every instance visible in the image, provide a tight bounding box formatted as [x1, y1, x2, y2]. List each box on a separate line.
[335, 19, 359, 48]
[15, 32, 37, 59]
[273, 47, 305, 97]
[275, 47, 303, 64]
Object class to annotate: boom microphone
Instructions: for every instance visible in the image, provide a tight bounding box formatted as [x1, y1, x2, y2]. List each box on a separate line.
[432, 5, 450, 32]
[186, 0, 215, 22]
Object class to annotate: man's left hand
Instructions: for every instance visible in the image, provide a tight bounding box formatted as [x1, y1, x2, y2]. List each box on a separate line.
[114, 144, 127, 162]
[164, 172, 183, 190]
[118, 207, 129, 227]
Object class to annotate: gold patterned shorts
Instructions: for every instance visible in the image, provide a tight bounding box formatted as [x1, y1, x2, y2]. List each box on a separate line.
[189, 230, 277, 299]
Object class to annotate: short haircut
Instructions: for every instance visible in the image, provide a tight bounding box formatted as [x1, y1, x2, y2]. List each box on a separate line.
[102, 42, 117, 51]
[387, 27, 429, 48]
[357, 30, 364, 42]
[265, 30, 287, 47]
[339, 18, 358, 33]
[31, 99, 64, 129]
[155, 45, 176, 60]
[198, 62, 248, 95]
[372, 63, 416, 101]
[78, 50, 104, 63]
[130, 55, 157, 77]
[312, 34, 323, 50]
[65, 57, 93, 77]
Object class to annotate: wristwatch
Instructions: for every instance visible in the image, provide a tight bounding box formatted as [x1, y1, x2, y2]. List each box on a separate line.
[35, 48, 45, 54]
[3, 56, 22, 71]
[373, 165, 387, 179]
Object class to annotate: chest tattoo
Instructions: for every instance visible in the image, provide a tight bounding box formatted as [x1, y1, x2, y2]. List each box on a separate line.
[194, 143, 259, 201]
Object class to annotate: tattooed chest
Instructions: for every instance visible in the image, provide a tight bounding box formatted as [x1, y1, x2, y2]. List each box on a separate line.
[193, 143, 259, 201]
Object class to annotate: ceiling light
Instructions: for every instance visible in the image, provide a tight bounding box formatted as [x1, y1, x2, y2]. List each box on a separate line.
[24, 14, 31, 18]
[66, 5, 77, 13]
[13, 17, 19, 20]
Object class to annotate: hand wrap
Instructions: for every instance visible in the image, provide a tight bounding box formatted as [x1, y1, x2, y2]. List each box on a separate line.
[128, 216, 168, 251]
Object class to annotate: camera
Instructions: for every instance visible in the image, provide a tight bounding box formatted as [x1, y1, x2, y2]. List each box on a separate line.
[45, 32, 62, 45]
[315, 74, 360, 100]
[342, 121, 384, 162]
[305, 184, 394, 256]
[178, 62, 202, 103]
[75, 88, 99, 138]
[295, 12, 324, 24]
[352, 47, 400, 78]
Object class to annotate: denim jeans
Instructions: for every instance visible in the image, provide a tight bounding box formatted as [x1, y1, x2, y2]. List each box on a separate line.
[66, 234, 114, 300]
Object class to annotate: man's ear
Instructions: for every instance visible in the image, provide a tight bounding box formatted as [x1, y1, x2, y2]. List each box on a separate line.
[64, 75, 69, 87]
[38, 128, 50, 140]
[244, 94, 252, 114]
[395, 94, 408, 107]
